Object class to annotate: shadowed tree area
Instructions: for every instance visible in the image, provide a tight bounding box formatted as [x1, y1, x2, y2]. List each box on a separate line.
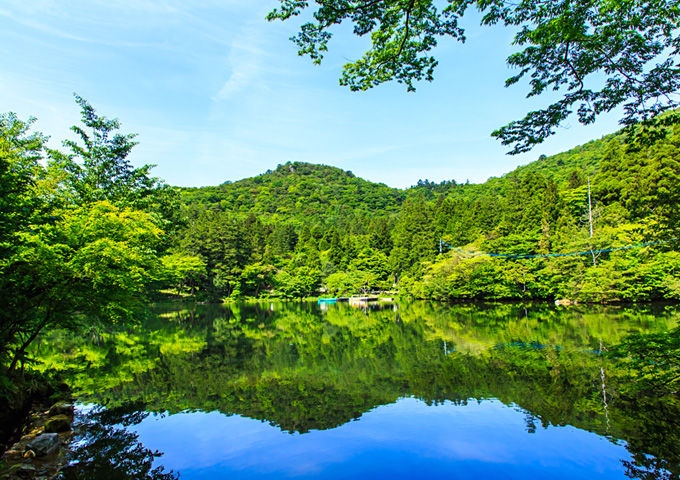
[61, 402, 178, 480]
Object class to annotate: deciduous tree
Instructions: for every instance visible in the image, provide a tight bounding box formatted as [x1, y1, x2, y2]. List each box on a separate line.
[0, 101, 175, 374]
[268, 0, 680, 153]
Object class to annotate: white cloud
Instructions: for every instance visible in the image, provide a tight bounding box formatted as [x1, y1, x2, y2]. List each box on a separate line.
[216, 63, 259, 100]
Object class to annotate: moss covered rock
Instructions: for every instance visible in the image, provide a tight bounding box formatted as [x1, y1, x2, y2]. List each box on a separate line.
[43, 415, 71, 433]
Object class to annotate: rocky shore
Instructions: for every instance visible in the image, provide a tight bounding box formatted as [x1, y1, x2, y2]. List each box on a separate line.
[0, 401, 74, 480]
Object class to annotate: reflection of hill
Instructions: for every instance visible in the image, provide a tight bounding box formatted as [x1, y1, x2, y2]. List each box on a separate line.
[32, 302, 680, 473]
[175, 373, 397, 434]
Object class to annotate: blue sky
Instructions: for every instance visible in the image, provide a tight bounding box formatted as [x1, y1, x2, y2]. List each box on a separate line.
[1, 1, 623, 189]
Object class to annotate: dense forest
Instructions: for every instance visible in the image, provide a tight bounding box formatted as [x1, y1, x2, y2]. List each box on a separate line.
[174, 128, 680, 303]
[2, 99, 679, 383]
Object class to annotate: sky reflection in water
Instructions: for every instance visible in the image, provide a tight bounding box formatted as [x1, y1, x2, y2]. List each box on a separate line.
[40, 302, 679, 479]
[132, 397, 628, 479]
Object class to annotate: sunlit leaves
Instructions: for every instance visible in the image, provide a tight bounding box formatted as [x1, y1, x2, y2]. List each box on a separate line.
[269, 0, 680, 153]
[62, 201, 163, 293]
[0, 101, 175, 374]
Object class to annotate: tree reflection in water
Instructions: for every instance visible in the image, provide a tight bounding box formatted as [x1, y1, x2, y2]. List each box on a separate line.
[32, 301, 680, 479]
[616, 396, 680, 480]
[60, 402, 178, 480]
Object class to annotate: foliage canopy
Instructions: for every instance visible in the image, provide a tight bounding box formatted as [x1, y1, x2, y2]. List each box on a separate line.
[177, 123, 680, 303]
[267, 0, 680, 153]
[0, 99, 177, 375]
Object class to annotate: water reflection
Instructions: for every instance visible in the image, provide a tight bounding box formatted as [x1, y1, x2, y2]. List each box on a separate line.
[32, 301, 680, 479]
[61, 403, 178, 480]
[130, 398, 632, 480]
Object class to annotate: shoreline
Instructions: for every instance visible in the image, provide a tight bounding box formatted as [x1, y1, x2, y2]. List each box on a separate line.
[0, 401, 74, 480]
[0, 377, 74, 480]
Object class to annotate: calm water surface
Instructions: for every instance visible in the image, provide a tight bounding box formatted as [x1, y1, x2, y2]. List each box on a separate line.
[34, 301, 680, 479]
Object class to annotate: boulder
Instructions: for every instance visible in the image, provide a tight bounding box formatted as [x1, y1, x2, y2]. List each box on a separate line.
[48, 402, 74, 418]
[26, 433, 60, 456]
[3, 463, 37, 479]
[43, 415, 71, 434]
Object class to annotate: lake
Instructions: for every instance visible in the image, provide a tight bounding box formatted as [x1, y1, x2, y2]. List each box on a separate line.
[32, 301, 680, 479]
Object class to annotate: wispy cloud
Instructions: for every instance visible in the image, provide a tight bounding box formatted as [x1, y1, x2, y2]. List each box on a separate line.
[216, 62, 260, 100]
[212, 20, 274, 102]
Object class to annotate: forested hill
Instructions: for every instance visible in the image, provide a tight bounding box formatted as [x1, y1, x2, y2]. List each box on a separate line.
[181, 127, 623, 214]
[173, 126, 679, 303]
[407, 130, 621, 200]
[515, 133, 618, 186]
[180, 162, 405, 220]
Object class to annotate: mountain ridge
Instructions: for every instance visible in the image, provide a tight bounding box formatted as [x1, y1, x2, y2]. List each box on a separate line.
[180, 128, 626, 213]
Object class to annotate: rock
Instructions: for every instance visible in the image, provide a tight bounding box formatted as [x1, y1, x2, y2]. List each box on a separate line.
[43, 415, 70, 434]
[6, 463, 37, 479]
[26, 433, 60, 456]
[48, 403, 73, 418]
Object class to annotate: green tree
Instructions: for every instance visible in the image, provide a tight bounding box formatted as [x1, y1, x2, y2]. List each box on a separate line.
[240, 263, 276, 297]
[268, 0, 680, 153]
[0, 113, 46, 263]
[369, 218, 393, 255]
[274, 266, 320, 298]
[0, 103, 173, 375]
[52, 95, 181, 232]
[269, 222, 298, 256]
[390, 196, 435, 278]
[161, 253, 207, 296]
[323, 226, 346, 269]
[2, 200, 164, 374]
[181, 210, 248, 298]
[325, 269, 379, 294]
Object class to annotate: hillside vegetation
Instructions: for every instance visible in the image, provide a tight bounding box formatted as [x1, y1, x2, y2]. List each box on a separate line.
[172, 127, 680, 303]
[181, 162, 405, 221]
